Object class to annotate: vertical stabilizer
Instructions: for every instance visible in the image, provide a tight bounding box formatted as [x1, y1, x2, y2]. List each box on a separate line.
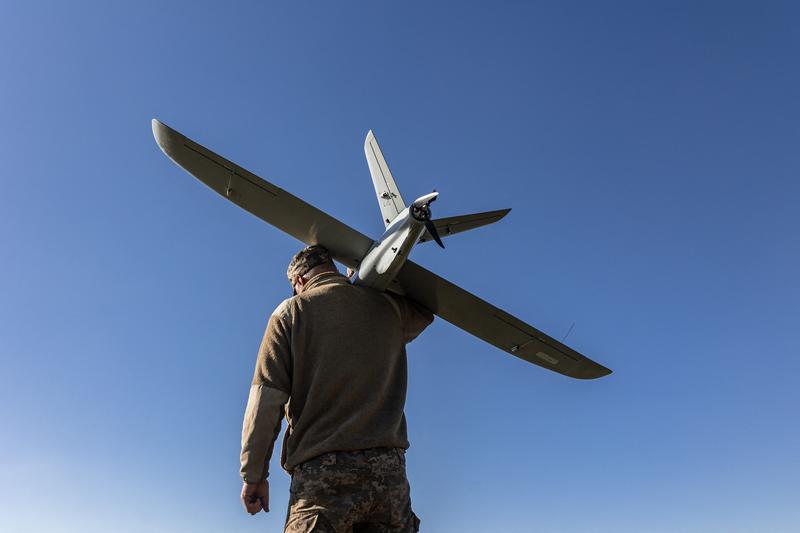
[365, 130, 406, 227]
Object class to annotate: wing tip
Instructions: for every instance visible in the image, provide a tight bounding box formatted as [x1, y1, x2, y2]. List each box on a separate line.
[151, 117, 167, 146]
[151, 118, 181, 158]
[571, 364, 613, 380]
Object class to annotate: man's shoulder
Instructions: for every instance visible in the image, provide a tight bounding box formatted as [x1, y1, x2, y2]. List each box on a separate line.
[271, 297, 293, 321]
[299, 281, 395, 318]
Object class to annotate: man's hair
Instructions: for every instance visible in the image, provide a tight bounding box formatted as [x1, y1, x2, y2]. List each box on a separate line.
[286, 245, 334, 281]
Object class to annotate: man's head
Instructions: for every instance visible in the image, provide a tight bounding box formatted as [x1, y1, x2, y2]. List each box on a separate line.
[287, 245, 338, 295]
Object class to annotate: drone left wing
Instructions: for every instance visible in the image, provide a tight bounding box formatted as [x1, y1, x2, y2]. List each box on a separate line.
[152, 119, 374, 269]
[393, 260, 612, 379]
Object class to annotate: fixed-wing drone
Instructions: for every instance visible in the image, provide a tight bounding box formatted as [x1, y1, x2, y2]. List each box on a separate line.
[152, 120, 611, 379]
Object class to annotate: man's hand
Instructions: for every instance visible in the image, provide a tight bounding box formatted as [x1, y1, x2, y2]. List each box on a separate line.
[241, 481, 269, 515]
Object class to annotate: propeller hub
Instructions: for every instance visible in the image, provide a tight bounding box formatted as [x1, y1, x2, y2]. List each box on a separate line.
[409, 191, 445, 249]
[411, 204, 432, 222]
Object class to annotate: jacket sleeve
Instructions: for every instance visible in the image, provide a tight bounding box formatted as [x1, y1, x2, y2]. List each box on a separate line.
[240, 300, 292, 483]
[388, 294, 434, 344]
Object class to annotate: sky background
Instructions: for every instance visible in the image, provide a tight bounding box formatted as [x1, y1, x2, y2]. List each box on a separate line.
[1, 1, 799, 532]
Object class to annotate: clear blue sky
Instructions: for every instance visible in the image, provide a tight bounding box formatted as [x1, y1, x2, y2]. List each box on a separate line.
[1, 1, 798, 532]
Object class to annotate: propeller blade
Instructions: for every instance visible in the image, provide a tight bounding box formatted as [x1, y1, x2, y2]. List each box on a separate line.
[425, 219, 445, 248]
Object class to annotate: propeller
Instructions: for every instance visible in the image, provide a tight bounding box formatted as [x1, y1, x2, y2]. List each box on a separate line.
[411, 191, 445, 248]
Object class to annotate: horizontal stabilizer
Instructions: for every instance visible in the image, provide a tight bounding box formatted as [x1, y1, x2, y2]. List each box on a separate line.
[418, 208, 511, 244]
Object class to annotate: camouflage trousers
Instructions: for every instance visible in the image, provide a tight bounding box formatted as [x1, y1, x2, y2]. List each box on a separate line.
[285, 447, 420, 533]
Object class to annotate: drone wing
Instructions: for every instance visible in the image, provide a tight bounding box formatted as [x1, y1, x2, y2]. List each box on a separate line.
[393, 260, 612, 379]
[152, 119, 373, 268]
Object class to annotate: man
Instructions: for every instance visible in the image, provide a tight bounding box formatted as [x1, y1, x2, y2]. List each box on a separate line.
[240, 245, 433, 532]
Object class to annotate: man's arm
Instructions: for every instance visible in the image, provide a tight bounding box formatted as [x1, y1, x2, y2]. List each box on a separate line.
[389, 294, 434, 343]
[240, 384, 287, 483]
[240, 300, 293, 514]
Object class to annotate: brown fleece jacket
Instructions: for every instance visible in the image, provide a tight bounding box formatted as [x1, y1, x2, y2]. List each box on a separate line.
[240, 271, 433, 482]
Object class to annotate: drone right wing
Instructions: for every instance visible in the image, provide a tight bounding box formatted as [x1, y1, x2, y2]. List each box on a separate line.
[393, 260, 612, 379]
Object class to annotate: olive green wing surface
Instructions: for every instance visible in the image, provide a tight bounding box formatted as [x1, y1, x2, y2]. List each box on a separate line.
[393, 260, 612, 379]
[152, 119, 373, 269]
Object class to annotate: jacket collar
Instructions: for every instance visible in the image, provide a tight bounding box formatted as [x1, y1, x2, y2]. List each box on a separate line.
[302, 271, 350, 293]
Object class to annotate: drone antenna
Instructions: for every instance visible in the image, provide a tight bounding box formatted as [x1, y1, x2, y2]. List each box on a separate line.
[562, 322, 575, 342]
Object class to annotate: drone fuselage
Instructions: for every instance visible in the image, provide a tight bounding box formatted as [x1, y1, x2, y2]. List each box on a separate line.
[352, 208, 425, 292]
